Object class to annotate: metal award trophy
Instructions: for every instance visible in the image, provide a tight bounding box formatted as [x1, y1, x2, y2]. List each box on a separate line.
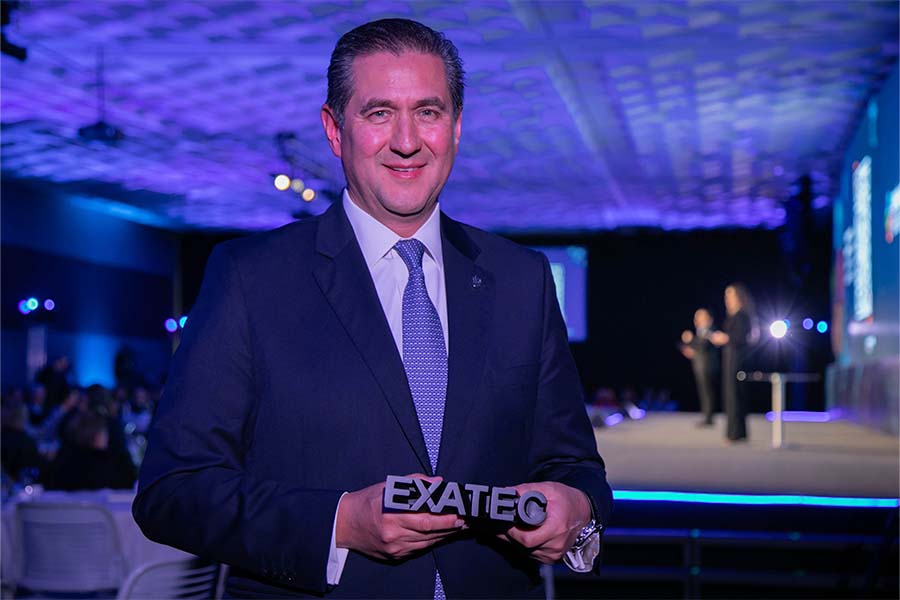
[382, 475, 548, 526]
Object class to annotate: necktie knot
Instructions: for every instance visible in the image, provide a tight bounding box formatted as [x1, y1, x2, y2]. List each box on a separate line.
[394, 238, 426, 272]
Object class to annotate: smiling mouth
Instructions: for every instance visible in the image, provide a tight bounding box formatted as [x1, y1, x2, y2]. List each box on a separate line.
[386, 164, 425, 170]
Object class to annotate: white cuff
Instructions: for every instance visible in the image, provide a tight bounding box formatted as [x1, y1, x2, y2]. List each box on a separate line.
[562, 530, 600, 573]
[326, 492, 350, 586]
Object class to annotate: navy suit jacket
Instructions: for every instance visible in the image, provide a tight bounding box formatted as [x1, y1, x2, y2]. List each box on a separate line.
[134, 201, 613, 598]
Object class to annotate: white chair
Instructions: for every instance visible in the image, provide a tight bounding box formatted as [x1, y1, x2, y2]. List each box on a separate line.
[116, 558, 224, 600]
[16, 502, 125, 595]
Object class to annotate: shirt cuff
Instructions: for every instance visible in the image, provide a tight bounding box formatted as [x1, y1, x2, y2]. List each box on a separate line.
[326, 492, 350, 586]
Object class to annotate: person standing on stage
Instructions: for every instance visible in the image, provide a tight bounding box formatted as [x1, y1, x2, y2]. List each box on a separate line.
[711, 284, 758, 443]
[680, 308, 719, 427]
[134, 18, 612, 598]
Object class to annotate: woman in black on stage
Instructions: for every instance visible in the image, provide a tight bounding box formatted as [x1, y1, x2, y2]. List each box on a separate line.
[711, 283, 758, 444]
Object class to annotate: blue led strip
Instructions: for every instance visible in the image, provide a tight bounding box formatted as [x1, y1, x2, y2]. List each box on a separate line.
[614, 490, 899, 508]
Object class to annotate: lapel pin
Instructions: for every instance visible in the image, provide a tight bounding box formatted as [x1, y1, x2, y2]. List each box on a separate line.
[471, 275, 483, 288]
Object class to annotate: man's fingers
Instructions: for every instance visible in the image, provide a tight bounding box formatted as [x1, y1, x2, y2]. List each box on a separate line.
[505, 524, 551, 550]
[403, 472, 442, 484]
[402, 511, 464, 533]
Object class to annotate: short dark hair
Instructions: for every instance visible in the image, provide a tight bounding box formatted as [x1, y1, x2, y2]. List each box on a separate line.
[326, 18, 465, 128]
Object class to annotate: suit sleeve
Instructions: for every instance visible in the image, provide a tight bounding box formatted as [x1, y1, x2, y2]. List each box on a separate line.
[526, 255, 614, 538]
[133, 244, 342, 593]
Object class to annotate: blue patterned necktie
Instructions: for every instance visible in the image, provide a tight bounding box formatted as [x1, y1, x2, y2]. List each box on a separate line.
[394, 238, 448, 600]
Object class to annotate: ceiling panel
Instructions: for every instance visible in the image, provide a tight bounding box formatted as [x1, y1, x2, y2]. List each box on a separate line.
[1, 0, 897, 232]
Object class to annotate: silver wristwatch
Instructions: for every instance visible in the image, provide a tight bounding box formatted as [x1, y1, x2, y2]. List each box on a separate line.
[563, 518, 602, 573]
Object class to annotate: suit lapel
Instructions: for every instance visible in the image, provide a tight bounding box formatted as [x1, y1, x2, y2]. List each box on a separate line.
[438, 214, 494, 472]
[312, 203, 432, 474]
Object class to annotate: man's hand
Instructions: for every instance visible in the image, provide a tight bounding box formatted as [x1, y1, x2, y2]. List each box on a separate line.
[335, 474, 466, 561]
[498, 481, 592, 564]
[710, 331, 729, 346]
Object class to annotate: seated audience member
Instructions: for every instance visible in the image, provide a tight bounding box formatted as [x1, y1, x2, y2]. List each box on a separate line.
[26, 384, 48, 426]
[49, 408, 136, 491]
[35, 355, 72, 409]
[1, 393, 45, 484]
[27, 387, 80, 447]
[122, 385, 154, 434]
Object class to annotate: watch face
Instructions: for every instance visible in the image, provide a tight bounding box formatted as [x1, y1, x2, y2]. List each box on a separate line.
[565, 529, 601, 573]
[580, 530, 601, 566]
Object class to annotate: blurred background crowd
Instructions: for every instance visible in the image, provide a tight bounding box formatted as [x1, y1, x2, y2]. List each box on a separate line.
[1, 350, 155, 496]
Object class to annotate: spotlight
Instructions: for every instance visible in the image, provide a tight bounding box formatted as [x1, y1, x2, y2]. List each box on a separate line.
[274, 174, 291, 191]
[290, 178, 305, 193]
[816, 321, 828, 333]
[43, 299, 55, 311]
[178, 316, 188, 328]
[26, 297, 39, 311]
[18, 300, 30, 315]
[769, 320, 788, 339]
[302, 188, 315, 202]
[802, 318, 813, 330]
[164, 318, 178, 333]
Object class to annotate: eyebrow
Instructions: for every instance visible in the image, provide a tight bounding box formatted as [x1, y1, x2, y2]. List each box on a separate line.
[358, 96, 448, 115]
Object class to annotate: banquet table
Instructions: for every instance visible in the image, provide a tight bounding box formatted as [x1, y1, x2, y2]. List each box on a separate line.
[1, 487, 192, 587]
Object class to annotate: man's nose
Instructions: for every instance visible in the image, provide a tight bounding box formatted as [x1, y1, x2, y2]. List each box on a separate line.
[390, 112, 421, 157]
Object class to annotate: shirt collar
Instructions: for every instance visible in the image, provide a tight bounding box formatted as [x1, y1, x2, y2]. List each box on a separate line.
[342, 189, 444, 270]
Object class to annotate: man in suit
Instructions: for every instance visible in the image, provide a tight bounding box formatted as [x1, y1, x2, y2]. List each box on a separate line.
[680, 308, 719, 426]
[134, 18, 612, 598]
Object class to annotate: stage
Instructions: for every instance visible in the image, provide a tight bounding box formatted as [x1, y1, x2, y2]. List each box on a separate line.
[594, 412, 899, 499]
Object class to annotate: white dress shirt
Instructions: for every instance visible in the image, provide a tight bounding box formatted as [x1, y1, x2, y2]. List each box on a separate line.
[325, 190, 449, 585]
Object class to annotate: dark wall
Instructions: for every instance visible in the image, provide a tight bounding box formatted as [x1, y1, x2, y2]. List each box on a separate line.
[2, 178, 178, 388]
[511, 226, 833, 412]
[180, 223, 833, 413]
[1, 245, 172, 339]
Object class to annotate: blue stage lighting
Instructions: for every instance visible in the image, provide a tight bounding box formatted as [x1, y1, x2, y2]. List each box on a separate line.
[765, 411, 832, 423]
[43, 299, 55, 311]
[179, 316, 188, 328]
[802, 318, 814, 330]
[604, 413, 624, 427]
[164, 318, 178, 333]
[613, 490, 899, 508]
[25, 297, 39, 311]
[18, 300, 31, 315]
[816, 321, 828, 333]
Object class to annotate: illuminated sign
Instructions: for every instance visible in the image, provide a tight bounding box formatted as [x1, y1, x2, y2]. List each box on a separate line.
[886, 183, 900, 244]
[852, 156, 873, 321]
[550, 262, 566, 324]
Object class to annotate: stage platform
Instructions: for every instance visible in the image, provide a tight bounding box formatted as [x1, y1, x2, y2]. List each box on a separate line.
[595, 412, 899, 499]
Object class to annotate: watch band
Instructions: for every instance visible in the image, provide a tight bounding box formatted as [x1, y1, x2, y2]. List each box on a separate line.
[563, 519, 602, 573]
[573, 519, 601, 548]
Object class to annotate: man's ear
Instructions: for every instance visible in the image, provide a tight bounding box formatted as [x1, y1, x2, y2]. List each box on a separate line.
[321, 105, 342, 158]
[453, 109, 462, 156]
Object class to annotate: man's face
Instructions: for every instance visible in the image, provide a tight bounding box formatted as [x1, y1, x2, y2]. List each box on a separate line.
[322, 51, 462, 236]
[694, 310, 712, 329]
